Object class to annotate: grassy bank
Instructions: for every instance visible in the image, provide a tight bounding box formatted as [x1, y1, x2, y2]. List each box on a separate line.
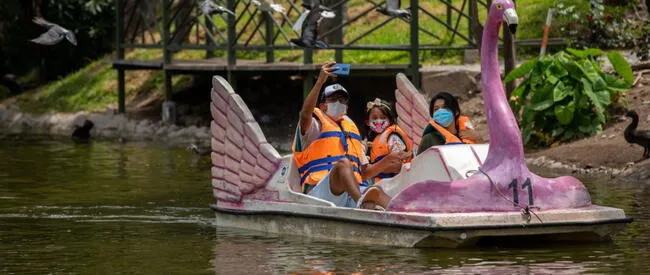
[2, 0, 594, 113]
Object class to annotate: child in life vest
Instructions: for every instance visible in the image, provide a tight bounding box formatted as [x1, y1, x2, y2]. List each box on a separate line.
[364, 98, 413, 184]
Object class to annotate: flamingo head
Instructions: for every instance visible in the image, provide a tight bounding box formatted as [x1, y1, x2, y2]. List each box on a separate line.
[489, 0, 518, 35]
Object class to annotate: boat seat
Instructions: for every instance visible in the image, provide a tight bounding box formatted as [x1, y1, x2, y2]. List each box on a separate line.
[283, 158, 336, 207]
[436, 145, 483, 180]
[286, 160, 302, 193]
[470, 144, 489, 165]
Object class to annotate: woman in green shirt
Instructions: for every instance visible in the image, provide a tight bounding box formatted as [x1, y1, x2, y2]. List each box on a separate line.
[416, 92, 481, 155]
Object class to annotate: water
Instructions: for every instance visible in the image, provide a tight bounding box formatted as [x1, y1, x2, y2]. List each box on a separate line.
[1, 135, 648, 274]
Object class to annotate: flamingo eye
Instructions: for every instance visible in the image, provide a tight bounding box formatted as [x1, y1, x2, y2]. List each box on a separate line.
[495, 4, 504, 10]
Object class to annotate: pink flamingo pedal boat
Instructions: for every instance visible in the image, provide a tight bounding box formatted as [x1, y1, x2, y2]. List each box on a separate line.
[209, 0, 631, 248]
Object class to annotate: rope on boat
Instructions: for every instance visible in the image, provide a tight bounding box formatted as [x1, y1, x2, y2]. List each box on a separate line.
[477, 168, 544, 224]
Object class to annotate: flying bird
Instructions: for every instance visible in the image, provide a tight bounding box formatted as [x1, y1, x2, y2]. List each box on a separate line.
[251, 0, 285, 13]
[30, 17, 77, 46]
[624, 110, 650, 161]
[200, 0, 235, 16]
[376, 0, 411, 22]
[293, 0, 335, 31]
[290, 2, 332, 48]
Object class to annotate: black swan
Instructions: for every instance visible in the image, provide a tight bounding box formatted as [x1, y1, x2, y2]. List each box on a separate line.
[72, 119, 94, 140]
[624, 110, 650, 160]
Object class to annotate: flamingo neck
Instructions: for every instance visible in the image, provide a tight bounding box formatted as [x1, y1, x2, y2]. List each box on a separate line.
[480, 18, 525, 169]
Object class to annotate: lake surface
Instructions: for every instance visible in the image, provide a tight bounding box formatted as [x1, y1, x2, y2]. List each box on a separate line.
[1, 134, 648, 274]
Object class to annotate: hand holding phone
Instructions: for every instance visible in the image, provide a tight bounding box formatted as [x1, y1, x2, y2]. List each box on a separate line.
[332, 63, 350, 76]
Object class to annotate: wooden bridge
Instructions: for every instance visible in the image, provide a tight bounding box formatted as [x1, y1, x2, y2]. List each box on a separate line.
[112, 0, 558, 122]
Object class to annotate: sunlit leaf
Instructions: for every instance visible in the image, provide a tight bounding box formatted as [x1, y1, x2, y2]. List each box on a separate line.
[553, 81, 571, 102]
[504, 58, 539, 83]
[607, 51, 634, 85]
[555, 101, 575, 125]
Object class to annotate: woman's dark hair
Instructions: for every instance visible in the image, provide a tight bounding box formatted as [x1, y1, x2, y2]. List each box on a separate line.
[365, 98, 396, 141]
[429, 91, 462, 133]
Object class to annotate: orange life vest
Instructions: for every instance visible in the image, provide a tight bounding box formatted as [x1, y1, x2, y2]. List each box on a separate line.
[426, 115, 477, 144]
[292, 108, 366, 192]
[369, 125, 413, 183]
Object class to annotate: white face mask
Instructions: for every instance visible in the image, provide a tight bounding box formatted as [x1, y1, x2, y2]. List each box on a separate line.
[326, 102, 347, 120]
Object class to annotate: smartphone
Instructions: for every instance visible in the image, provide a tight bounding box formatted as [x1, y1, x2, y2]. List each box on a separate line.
[332, 64, 350, 76]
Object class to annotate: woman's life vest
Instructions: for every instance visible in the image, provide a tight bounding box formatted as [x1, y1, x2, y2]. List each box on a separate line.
[292, 108, 366, 192]
[426, 115, 477, 145]
[368, 125, 413, 183]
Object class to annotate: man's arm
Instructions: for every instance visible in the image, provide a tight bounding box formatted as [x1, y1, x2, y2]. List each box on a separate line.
[299, 62, 337, 135]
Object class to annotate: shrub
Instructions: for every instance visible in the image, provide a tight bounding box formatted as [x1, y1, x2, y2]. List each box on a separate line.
[504, 48, 633, 147]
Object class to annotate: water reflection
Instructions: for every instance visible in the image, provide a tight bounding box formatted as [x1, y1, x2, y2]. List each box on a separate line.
[212, 226, 642, 274]
[1, 135, 648, 274]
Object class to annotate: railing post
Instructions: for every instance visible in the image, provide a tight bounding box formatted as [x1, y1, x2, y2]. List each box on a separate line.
[409, 0, 420, 89]
[115, 0, 126, 114]
[446, 0, 452, 27]
[264, 11, 274, 63]
[162, 0, 171, 64]
[334, 3, 344, 63]
[503, 0, 517, 97]
[468, 0, 474, 46]
[206, 13, 215, 58]
[303, 47, 314, 99]
[162, 0, 175, 124]
[227, 0, 236, 66]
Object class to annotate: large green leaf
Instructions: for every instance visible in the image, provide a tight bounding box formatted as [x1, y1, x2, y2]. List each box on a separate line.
[554, 101, 575, 125]
[548, 61, 568, 78]
[511, 80, 528, 97]
[576, 112, 595, 134]
[601, 72, 630, 91]
[553, 81, 572, 102]
[581, 59, 604, 84]
[567, 48, 603, 58]
[530, 99, 554, 111]
[581, 78, 606, 123]
[594, 90, 611, 106]
[530, 84, 554, 111]
[504, 58, 539, 83]
[607, 51, 634, 85]
[561, 59, 586, 81]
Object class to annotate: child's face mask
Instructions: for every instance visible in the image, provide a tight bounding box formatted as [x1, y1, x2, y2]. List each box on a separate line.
[369, 119, 389, 133]
[433, 108, 454, 127]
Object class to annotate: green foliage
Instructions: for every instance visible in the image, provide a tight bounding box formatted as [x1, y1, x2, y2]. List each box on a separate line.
[553, 0, 642, 50]
[505, 48, 632, 147]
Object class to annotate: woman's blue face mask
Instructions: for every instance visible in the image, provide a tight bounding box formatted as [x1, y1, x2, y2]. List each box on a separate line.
[433, 108, 454, 127]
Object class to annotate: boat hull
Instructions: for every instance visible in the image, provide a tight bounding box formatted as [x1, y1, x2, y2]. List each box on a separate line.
[212, 203, 631, 248]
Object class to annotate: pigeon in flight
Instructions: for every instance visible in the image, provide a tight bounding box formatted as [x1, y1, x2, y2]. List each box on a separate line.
[200, 0, 235, 16]
[376, 0, 411, 22]
[30, 17, 77, 46]
[290, 4, 330, 49]
[252, 0, 285, 13]
[293, 0, 335, 30]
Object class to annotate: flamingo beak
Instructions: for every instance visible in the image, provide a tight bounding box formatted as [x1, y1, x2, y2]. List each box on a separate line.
[503, 8, 518, 35]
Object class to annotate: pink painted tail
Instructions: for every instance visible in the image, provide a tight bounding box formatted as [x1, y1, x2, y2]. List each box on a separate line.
[210, 76, 281, 203]
[395, 73, 430, 152]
